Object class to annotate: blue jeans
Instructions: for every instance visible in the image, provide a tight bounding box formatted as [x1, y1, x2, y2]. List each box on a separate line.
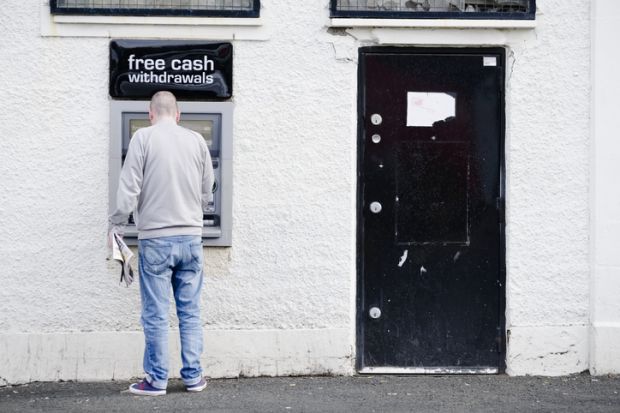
[138, 235, 204, 389]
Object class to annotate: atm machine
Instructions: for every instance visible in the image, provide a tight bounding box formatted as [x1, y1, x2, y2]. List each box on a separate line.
[109, 101, 233, 246]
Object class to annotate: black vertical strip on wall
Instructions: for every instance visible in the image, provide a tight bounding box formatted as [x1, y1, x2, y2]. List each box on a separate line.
[356, 47, 367, 371]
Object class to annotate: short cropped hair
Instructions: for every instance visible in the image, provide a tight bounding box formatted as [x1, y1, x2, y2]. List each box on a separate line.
[150, 91, 178, 118]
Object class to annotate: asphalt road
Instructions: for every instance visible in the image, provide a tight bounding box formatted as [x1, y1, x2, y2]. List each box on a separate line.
[1, 374, 619, 412]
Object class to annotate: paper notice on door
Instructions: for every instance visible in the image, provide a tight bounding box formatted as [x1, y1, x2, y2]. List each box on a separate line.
[406, 92, 456, 127]
[483, 56, 497, 67]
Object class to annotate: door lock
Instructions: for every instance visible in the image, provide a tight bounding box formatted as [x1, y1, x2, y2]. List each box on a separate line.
[369, 307, 382, 319]
[371, 113, 383, 125]
[369, 202, 382, 214]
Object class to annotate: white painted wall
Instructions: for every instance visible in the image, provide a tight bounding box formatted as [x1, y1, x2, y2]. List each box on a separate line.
[590, 0, 620, 375]
[0, 0, 602, 384]
[0, 0, 356, 384]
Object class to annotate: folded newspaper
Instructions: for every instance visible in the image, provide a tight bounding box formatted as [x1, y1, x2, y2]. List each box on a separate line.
[111, 233, 135, 287]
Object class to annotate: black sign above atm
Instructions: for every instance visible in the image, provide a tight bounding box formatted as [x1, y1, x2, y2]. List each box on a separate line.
[110, 40, 233, 100]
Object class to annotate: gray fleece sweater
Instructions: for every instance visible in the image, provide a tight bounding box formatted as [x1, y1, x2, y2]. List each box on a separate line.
[109, 118, 214, 239]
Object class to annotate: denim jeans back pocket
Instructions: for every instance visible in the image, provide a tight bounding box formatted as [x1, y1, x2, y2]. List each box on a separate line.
[142, 243, 172, 274]
[189, 243, 204, 269]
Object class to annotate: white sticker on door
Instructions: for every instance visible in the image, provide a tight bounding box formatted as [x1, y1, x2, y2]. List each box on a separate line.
[406, 92, 456, 127]
[483, 56, 497, 67]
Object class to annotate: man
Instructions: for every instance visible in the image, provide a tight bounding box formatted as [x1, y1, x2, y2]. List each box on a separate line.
[109, 91, 214, 396]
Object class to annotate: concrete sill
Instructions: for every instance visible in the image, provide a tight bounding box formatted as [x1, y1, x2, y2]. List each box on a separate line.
[40, 2, 268, 40]
[52, 15, 263, 27]
[329, 18, 536, 29]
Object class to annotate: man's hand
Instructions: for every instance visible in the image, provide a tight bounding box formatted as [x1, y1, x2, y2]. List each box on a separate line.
[107, 224, 125, 249]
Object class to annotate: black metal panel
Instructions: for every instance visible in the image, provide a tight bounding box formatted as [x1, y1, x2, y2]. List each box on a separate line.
[357, 47, 506, 371]
[51, 0, 260, 18]
[331, 0, 535, 20]
[109, 40, 233, 100]
[395, 142, 469, 245]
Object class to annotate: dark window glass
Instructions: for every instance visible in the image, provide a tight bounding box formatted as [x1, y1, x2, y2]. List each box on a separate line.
[332, 0, 534, 20]
[51, 0, 260, 17]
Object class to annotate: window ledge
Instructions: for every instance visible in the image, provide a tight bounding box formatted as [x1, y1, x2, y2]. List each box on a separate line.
[40, 2, 268, 40]
[52, 15, 263, 27]
[329, 18, 536, 29]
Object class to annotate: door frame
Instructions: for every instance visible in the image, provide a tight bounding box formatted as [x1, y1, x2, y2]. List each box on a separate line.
[355, 46, 507, 373]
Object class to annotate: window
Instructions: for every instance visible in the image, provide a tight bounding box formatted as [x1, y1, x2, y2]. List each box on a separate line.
[331, 0, 535, 20]
[50, 0, 260, 18]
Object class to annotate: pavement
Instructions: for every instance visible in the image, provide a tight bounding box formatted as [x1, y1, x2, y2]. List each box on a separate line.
[1, 374, 619, 412]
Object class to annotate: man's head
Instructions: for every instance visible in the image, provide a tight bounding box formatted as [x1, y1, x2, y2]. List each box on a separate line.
[149, 91, 180, 123]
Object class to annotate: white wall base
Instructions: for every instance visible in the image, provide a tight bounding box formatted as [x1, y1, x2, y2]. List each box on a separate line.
[590, 323, 620, 375]
[506, 325, 589, 376]
[3, 324, 611, 383]
[0, 328, 353, 386]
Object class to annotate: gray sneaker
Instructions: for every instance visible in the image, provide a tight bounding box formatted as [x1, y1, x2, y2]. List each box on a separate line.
[128, 379, 166, 396]
[186, 377, 208, 392]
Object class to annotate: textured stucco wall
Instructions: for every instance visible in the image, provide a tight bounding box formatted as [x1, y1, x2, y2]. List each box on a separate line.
[0, 11, 113, 333]
[503, 0, 591, 375]
[0, 0, 355, 333]
[0, 0, 594, 383]
[0, 0, 357, 383]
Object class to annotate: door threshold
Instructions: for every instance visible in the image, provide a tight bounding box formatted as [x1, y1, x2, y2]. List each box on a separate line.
[359, 367, 498, 374]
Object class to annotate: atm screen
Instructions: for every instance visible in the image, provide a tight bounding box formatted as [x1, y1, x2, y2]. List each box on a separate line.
[122, 113, 221, 163]
[128, 119, 149, 136]
[128, 119, 215, 149]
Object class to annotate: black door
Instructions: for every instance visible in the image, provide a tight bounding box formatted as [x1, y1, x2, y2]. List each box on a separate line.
[358, 48, 505, 373]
